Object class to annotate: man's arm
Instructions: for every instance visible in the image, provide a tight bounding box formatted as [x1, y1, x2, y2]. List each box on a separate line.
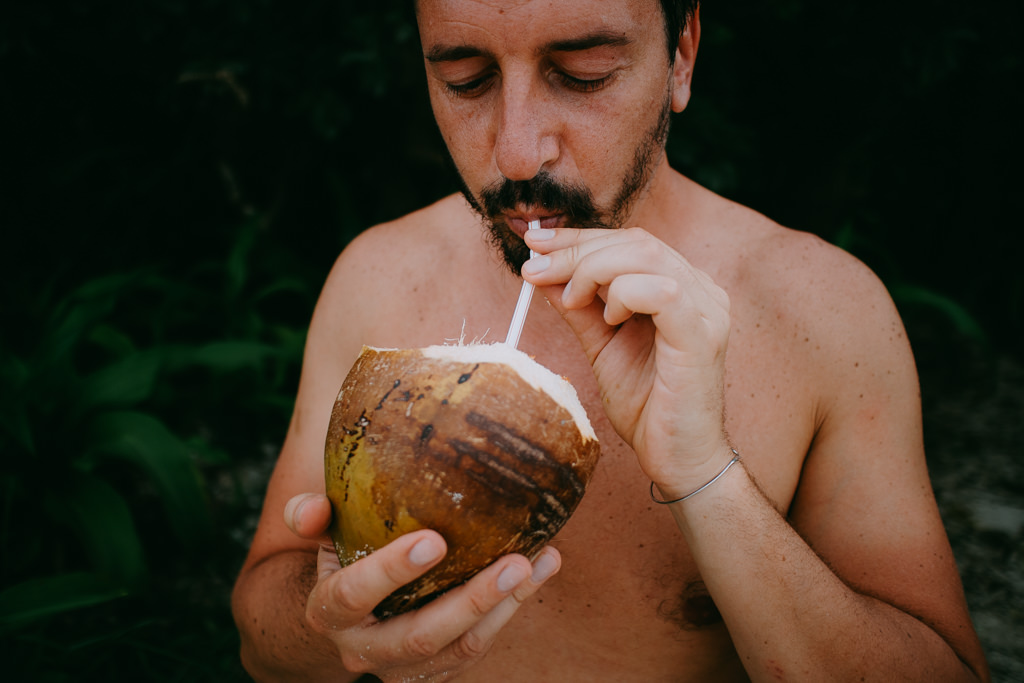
[230, 231, 382, 681]
[523, 226, 990, 682]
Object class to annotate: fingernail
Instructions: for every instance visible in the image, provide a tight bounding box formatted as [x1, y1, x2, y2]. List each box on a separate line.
[409, 538, 442, 566]
[527, 228, 555, 241]
[531, 552, 559, 583]
[497, 564, 530, 592]
[561, 280, 572, 303]
[521, 255, 550, 276]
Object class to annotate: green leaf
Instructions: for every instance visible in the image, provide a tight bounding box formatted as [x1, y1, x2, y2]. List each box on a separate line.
[0, 349, 29, 387]
[890, 284, 988, 342]
[67, 272, 141, 303]
[831, 220, 858, 252]
[88, 411, 212, 551]
[0, 572, 131, 633]
[87, 323, 138, 358]
[76, 349, 163, 412]
[176, 340, 281, 374]
[226, 216, 260, 300]
[40, 274, 137, 363]
[252, 276, 309, 303]
[185, 437, 232, 467]
[45, 475, 147, 585]
[0, 352, 35, 454]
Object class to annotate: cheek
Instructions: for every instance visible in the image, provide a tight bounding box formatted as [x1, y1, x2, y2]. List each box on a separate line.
[563, 91, 664, 187]
[432, 100, 496, 187]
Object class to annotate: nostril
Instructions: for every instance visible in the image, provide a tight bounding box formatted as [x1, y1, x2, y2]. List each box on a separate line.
[495, 131, 559, 182]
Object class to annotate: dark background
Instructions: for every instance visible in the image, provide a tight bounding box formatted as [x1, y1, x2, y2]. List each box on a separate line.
[2, 1, 1022, 680]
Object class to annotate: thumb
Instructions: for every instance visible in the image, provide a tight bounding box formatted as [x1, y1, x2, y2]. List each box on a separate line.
[284, 493, 334, 541]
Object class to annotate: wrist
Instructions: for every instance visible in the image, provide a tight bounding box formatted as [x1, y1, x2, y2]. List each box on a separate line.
[649, 445, 741, 504]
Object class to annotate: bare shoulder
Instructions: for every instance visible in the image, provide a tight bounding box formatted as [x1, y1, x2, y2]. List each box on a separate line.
[697, 191, 919, 455]
[317, 195, 487, 340]
[718, 205, 908, 375]
[741, 217, 893, 321]
[326, 195, 474, 304]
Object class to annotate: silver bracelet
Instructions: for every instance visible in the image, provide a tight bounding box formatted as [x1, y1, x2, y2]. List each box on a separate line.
[649, 450, 741, 505]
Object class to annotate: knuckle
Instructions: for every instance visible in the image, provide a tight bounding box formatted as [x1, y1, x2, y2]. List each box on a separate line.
[639, 238, 666, 263]
[450, 629, 491, 662]
[403, 629, 443, 659]
[510, 580, 539, 604]
[657, 275, 680, 302]
[330, 574, 368, 614]
[466, 588, 495, 619]
[566, 243, 583, 267]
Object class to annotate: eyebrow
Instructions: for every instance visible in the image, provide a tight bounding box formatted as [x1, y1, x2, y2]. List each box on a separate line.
[546, 32, 630, 54]
[424, 44, 485, 63]
[424, 31, 631, 63]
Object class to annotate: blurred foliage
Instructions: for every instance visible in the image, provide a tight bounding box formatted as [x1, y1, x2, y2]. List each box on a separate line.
[1, 0, 1021, 680]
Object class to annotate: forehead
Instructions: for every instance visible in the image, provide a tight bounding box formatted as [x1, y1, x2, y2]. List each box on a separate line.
[416, 0, 664, 54]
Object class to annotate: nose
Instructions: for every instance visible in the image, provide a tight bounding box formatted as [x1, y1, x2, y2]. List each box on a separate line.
[493, 76, 559, 181]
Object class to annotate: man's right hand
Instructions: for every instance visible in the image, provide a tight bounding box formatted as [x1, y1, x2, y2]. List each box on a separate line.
[284, 493, 562, 682]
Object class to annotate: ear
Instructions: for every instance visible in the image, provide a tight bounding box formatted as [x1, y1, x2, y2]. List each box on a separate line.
[670, 7, 700, 113]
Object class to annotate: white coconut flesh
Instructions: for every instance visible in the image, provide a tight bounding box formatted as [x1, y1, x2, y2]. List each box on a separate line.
[417, 342, 597, 442]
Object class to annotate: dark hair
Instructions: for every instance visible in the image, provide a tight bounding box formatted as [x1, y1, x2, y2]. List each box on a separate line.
[660, 0, 699, 60]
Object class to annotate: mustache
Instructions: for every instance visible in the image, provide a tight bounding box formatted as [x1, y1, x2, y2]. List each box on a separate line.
[478, 173, 608, 229]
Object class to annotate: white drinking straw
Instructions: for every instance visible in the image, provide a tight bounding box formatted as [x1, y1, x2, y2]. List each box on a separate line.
[504, 219, 541, 349]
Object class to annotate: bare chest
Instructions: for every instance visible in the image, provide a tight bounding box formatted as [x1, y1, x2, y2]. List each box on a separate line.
[358, 261, 816, 678]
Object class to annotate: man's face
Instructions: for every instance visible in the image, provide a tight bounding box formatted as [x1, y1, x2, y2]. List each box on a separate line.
[416, 0, 682, 273]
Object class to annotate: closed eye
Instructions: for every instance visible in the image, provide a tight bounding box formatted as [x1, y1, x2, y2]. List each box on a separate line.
[555, 71, 613, 93]
[443, 72, 496, 98]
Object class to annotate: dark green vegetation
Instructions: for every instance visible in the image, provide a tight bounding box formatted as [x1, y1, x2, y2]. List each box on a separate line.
[2, 1, 1021, 680]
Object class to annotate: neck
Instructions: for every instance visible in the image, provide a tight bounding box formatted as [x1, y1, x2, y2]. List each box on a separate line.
[620, 156, 692, 240]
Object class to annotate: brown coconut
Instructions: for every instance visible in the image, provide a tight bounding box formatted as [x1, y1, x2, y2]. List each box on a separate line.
[324, 343, 601, 618]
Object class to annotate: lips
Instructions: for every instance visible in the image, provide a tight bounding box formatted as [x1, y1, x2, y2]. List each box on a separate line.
[505, 214, 563, 238]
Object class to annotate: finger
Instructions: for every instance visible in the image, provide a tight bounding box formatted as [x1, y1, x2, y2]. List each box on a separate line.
[449, 546, 562, 661]
[562, 231, 684, 309]
[307, 530, 447, 631]
[523, 226, 615, 255]
[603, 273, 680, 326]
[534, 230, 729, 352]
[523, 226, 656, 276]
[610, 272, 730, 364]
[524, 229, 683, 358]
[522, 229, 678, 305]
[384, 547, 562, 679]
[284, 493, 334, 540]
[346, 552, 536, 668]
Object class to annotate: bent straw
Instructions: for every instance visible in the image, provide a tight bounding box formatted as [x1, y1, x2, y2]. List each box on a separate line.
[504, 219, 541, 349]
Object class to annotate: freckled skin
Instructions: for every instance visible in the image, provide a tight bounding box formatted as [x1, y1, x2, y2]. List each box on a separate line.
[231, 1, 989, 681]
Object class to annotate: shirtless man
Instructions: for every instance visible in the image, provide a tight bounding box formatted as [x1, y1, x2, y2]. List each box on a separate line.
[231, 1, 990, 680]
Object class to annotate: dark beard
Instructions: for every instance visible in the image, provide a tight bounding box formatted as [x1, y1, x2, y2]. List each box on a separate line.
[458, 94, 672, 275]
